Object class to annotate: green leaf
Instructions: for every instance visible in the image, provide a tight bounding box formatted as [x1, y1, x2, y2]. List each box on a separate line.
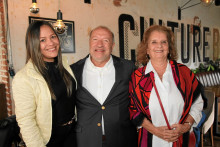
[207, 66, 211, 71]
[211, 66, 215, 71]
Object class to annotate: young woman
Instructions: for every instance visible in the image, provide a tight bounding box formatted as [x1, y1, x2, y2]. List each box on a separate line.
[12, 21, 76, 147]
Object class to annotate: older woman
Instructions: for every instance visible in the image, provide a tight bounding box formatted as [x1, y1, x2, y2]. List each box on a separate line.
[129, 25, 204, 147]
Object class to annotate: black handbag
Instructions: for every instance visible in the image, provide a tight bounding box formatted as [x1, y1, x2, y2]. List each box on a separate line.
[0, 115, 21, 147]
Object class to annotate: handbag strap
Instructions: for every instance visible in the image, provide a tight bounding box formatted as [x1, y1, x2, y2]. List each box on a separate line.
[149, 72, 171, 130]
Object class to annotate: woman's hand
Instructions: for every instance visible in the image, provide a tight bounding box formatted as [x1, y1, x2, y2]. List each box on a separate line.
[171, 123, 191, 138]
[141, 115, 194, 143]
[142, 118, 179, 142]
[155, 126, 179, 142]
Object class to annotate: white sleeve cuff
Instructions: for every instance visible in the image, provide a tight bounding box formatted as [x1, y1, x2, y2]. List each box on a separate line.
[189, 94, 204, 125]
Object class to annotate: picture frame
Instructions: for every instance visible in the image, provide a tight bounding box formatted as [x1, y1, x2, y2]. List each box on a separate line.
[29, 16, 75, 53]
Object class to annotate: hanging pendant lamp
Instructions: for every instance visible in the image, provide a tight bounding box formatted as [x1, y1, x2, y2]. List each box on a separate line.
[30, 0, 39, 14]
[200, 0, 214, 6]
[53, 0, 66, 34]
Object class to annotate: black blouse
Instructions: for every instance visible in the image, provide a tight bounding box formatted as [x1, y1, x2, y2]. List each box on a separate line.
[45, 62, 76, 127]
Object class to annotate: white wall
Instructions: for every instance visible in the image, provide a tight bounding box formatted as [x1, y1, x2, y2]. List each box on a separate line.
[8, 0, 220, 72]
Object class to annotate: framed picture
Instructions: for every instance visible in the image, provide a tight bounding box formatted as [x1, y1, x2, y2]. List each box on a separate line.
[29, 16, 75, 53]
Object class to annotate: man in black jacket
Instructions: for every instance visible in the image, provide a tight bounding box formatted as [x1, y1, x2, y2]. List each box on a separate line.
[71, 26, 137, 147]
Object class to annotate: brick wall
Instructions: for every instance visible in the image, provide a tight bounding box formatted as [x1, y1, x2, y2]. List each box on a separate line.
[0, 0, 12, 116]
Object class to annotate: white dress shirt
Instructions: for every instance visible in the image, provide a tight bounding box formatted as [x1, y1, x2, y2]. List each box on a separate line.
[82, 55, 115, 134]
[145, 60, 204, 147]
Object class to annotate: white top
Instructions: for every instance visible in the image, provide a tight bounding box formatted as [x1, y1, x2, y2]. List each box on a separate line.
[145, 60, 204, 147]
[82, 55, 115, 134]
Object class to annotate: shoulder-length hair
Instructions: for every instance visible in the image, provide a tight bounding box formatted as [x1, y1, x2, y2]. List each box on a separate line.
[25, 21, 73, 99]
[136, 25, 178, 66]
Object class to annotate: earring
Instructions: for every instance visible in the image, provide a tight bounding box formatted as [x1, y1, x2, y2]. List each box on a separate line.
[146, 54, 150, 59]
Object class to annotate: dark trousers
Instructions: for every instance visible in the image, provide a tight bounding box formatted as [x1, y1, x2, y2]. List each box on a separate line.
[47, 123, 76, 147]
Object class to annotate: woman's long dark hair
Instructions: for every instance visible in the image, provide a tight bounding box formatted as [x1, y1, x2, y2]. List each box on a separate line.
[25, 21, 73, 99]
